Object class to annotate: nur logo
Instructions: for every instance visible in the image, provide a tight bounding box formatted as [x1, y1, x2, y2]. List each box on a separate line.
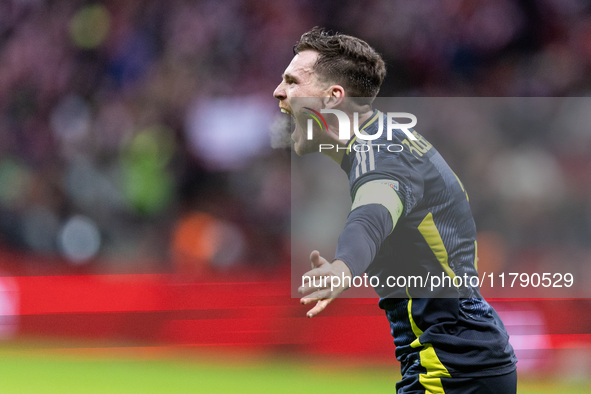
[303, 107, 328, 140]
[304, 108, 418, 141]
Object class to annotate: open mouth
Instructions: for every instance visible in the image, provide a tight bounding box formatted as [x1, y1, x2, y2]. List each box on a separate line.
[280, 107, 292, 115]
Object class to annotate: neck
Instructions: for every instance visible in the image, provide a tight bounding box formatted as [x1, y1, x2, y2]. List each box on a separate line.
[321, 107, 374, 165]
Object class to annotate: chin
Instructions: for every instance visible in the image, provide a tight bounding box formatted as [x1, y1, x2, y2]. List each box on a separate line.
[292, 130, 320, 155]
[294, 138, 319, 156]
[293, 143, 306, 156]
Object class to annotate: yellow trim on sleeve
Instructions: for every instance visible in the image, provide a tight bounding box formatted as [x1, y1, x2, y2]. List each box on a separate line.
[453, 171, 469, 202]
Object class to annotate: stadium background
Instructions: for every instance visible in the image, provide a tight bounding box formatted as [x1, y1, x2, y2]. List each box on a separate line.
[0, 0, 589, 392]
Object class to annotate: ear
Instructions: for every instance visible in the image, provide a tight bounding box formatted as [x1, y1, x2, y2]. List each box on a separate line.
[323, 85, 345, 108]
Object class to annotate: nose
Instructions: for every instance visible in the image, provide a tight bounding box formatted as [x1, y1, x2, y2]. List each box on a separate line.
[273, 81, 286, 101]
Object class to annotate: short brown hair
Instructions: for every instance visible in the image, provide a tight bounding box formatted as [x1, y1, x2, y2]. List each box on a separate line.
[294, 27, 386, 102]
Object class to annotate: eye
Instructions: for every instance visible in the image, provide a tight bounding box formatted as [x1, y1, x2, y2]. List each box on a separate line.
[284, 76, 297, 85]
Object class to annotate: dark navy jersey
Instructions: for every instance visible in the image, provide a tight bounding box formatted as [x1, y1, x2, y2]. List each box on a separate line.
[337, 109, 517, 382]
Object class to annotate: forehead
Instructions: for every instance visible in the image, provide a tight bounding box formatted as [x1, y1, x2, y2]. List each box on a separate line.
[284, 50, 319, 79]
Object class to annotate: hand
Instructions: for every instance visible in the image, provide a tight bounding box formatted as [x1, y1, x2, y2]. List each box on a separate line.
[298, 250, 352, 318]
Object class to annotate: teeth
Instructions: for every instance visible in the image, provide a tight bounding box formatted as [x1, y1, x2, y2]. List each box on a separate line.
[280, 108, 290, 114]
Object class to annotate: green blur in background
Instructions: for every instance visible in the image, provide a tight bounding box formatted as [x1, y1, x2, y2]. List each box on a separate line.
[0, 343, 589, 394]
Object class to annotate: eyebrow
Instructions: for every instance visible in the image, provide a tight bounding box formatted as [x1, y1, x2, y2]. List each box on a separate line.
[282, 73, 297, 83]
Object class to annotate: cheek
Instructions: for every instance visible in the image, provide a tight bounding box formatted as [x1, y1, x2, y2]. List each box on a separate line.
[291, 85, 313, 98]
[288, 85, 300, 96]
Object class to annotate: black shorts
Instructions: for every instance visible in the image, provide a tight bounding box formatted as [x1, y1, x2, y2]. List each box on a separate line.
[396, 369, 518, 393]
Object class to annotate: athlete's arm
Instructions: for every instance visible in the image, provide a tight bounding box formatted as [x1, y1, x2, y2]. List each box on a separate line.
[337, 179, 403, 275]
[299, 180, 403, 317]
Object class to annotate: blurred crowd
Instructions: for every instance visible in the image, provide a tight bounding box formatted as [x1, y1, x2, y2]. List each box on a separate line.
[0, 0, 590, 278]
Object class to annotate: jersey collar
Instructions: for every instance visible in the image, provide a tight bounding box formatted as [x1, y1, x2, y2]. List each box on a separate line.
[340, 109, 380, 172]
[343, 109, 381, 155]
